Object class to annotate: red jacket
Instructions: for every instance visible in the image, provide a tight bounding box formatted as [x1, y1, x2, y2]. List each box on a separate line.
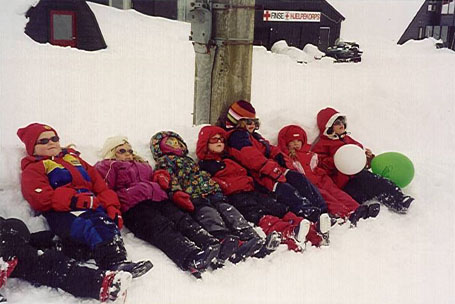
[311, 108, 364, 188]
[225, 128, 289, 191]
[20, 149, 120, 213]
[277, 125, 328, 186]
[196, 126, 254, 195]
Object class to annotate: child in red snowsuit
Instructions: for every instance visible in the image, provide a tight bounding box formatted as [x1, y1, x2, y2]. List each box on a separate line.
[278, 125, 380, 225]
[222, 101, 329, 226]
[311, 107, 414, 213]
[197, 126, 327, 250]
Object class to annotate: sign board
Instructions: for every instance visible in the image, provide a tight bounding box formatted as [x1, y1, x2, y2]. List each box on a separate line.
[263, 10, 321, 22]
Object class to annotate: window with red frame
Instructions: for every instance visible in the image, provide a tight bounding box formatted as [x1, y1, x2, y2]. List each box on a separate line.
[50, 10, 76, 47]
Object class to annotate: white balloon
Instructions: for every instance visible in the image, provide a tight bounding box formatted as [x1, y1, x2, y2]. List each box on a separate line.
[334, 144, 366, 175]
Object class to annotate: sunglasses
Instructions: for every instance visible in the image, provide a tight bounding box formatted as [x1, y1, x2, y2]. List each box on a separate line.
[36, 136, 60, 145]
[116, 148, 134, 155]
[240, 118, 260, 126]
[208, 137, 225, 144]
[333, 119, 345, 126]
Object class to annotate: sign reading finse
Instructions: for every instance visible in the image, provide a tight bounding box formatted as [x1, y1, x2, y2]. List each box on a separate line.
[263, 10, 321, 22]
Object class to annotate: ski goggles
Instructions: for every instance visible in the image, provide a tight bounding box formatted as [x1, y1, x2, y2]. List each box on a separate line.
[208, 137, 225, 144]
[36, 136, 60, 145]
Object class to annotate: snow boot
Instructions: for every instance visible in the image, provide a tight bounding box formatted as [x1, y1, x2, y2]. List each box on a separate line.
[254, 231, 282, 258]
[398, 196, 414, 212]
[211, 235, 239, 269]
[365, 203, 380, 219]
[110, 260, 153, 279]
[317, 213, 332, 234]
[99, 271, 132, 303]
[294, 219, 311, 243]
[349, 205, 369, 227]
[186, 243, 220, 278]
[229, 237, 265, 264]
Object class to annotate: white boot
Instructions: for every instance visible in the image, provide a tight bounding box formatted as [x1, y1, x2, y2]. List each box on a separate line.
[294, 219, 311, 243]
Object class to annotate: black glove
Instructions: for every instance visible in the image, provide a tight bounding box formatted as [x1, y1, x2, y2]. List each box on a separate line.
[199, 160, 225, 175]
[274, 153, 287, 168]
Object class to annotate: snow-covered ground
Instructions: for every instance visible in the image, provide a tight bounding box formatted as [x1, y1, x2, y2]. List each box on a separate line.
[0, 0, 454, 303]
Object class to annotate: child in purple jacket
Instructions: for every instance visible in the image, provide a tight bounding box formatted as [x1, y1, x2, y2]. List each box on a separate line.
[95, 136, 220, 279]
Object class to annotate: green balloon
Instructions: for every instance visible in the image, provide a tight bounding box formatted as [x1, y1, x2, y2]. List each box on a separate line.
[371, 152, 414, 188]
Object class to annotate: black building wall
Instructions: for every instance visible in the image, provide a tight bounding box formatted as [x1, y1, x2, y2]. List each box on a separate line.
[25, 0, 107, 51]
[86, 0, 344, 51]
[132, 0, 178, 19]
[398, 0, 455, 50]
[254, 0, 344, 50]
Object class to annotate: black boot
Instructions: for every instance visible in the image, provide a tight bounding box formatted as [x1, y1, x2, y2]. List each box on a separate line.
[185, 243, 220, 278]
[109, 260, 153, 279]
[212, 235, 239, 269]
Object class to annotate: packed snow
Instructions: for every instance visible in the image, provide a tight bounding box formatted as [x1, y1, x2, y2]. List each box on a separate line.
[0, 0, 454, 303]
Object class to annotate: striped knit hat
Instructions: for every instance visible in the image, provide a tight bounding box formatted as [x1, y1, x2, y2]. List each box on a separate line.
[226, 100, 256, 129]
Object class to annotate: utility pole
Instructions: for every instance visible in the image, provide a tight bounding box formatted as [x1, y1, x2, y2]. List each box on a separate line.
[190, 0, 255, 125]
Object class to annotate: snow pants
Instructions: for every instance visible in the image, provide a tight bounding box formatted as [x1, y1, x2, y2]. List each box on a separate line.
[316, 175, 360, 218]
[1, 219, 104, 300]
[284, 170, 328, 213]
[44, 207, 127, 269]
[342, 169, 410, 211]
[191, 193, 259, 241]
[227, 191, 288, 225]
[123, 199, 218, 269]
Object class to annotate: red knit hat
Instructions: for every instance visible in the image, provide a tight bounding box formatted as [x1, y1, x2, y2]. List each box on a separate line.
[17, 123, 58, 156]
[226, 100, 256, 129]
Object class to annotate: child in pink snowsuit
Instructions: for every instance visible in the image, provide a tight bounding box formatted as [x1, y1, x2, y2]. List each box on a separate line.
[278, 125, 380, 225]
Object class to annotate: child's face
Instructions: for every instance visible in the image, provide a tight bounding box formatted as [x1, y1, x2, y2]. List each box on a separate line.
[114, 143, 134, 161]
[207, 134, 225, 154]
[332, 119, 346, 135]
[287, 139, 303, 151]
[33, 131, 62, 157]
[238, 119, 258, 134]
[165, 136, 184, 150]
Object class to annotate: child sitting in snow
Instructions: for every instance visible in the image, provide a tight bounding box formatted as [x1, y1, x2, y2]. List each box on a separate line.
[150, 131, 279, 266]
[311, 107, 414, 213]
[17, 123, 152, 278]
[0, 216, 132, 303]
[95, 136, 220, 278]
[197, 125, 329, 250]
[278, 125, 380, 226]
[221, 100, 331, 240]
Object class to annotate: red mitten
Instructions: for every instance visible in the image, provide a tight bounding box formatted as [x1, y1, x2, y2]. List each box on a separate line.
[172, 191, 194, 212]
[106, 206, 123, 229]
[153, 169, 171, 190]
[70, 193, 99, 210]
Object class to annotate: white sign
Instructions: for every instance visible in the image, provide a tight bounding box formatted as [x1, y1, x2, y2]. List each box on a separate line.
[263, 10, 321, 22]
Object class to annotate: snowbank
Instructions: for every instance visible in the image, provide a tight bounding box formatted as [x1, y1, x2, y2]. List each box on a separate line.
[1, 0, 453, 303]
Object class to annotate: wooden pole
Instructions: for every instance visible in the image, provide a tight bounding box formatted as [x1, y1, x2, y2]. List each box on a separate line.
[210, 0, 255, 125]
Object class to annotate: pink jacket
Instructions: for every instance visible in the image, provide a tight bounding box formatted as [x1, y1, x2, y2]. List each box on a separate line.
[95, 159, 168, 213]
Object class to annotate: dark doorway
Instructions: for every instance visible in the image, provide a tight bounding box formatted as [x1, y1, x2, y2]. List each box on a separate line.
[318, 27, 330, 51]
